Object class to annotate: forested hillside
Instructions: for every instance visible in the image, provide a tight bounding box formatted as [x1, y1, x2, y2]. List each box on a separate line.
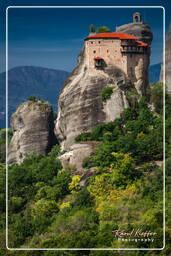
[0, 83, 170, 255]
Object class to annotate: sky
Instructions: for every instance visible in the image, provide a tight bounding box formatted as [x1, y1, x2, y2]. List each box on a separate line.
[0, 0, 171, 73]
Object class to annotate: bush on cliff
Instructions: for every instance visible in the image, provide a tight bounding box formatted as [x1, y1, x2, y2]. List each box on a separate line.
[96, 26, 111, 33]
[27, 95, 37, 101]
[77, 97, 163, 167]
[101, 86, 113, 101]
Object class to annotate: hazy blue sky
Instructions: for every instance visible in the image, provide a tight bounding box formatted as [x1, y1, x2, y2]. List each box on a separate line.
[0, 0, 171, 73]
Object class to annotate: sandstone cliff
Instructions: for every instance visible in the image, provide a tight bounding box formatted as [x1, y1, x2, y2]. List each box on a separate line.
[160, 23, 171, 93]
[8, 99, 57, 164]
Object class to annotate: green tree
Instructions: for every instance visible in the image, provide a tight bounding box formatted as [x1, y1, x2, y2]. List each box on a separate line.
[96, 26, 111, 33]
[150, 82, 163, 114]
[27, 95, 37, 101]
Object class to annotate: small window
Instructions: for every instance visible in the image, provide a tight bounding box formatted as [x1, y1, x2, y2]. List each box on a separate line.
[93, 50, 96, 53]
[91, 41, 93, 44]
[99, 41, 101, 44]
[107, 49, 109, 53]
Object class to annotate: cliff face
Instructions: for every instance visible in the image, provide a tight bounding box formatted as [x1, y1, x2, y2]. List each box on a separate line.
[55, 46, 149, 150]
[160, 24, 171, 92]
[8, 100, 57, 164]
[116, 22, 153, 45]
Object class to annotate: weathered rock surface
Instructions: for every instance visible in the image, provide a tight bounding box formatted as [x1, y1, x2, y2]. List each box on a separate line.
[55, 16, 152, 151]
[8, 100, 57, 164]
[160, 23, 171, 93]
[116, 22, 153, 45]
[58, 142, 98, 174]
[55, 48, 148, 150]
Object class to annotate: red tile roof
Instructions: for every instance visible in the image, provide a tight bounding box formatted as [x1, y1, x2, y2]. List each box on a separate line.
[94, 57, 103, 60]
[137, 41, 149, 47]
[86, 32, 149, 47]
[87, 32, 139, 40]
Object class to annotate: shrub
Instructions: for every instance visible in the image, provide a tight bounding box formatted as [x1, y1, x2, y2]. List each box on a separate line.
[101, 87, 113, 101]
[27, 95, 37, 101]
[69, 175, 81, 193]
[150, 83, 163, 114]
[75, 132, 92, 142]
[96, 26, 111, 33]
[126, 88, 139, 107]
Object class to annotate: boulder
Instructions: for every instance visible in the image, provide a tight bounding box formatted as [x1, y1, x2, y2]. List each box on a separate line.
[58, 142, 98, 174]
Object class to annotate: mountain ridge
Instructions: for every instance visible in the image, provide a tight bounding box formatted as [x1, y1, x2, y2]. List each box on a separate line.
[0, 66, 69, 128]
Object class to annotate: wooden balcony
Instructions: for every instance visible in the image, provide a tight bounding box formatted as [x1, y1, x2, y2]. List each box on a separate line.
[121, 46, 148, 54]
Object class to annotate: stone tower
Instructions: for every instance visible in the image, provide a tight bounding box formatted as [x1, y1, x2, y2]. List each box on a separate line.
[133, 12, 142, 23]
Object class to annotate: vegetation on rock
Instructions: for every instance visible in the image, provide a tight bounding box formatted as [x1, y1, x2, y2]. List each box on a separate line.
[27, 95, 37, 102]
[101, 86, 113, 101]
[96, 26, 111, 33]
[0, 83, 170, 255]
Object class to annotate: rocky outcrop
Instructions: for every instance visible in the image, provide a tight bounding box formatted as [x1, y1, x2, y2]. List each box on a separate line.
[55, 16, 152, 150]
[55, 49, 149, 150]
[58, 142, 98, 174]
[160, 23, 171, 93]
[116, 22, 153, 45]
[55, 56, 132, 150]
[8, 100, 57, 164]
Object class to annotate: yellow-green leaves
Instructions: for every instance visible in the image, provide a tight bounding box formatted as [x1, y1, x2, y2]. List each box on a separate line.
[69, 175, 81, 193]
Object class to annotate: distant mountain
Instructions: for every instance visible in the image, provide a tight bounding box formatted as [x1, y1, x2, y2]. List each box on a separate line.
[149, 63, 161, 83]
[0, 66, 69, 128]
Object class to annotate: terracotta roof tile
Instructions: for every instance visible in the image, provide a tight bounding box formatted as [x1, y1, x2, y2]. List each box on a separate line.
[86, 32, 149, 47]
[87, 32, 138, 40]
[137, 41, 149, 47]
[94, 57, 103, 60]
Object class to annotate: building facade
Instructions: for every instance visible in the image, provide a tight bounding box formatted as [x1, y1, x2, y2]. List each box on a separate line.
[84, 13, 151, 95]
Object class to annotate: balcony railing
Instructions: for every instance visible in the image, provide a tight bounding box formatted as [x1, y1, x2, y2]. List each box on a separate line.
[121, 47, 148, 54]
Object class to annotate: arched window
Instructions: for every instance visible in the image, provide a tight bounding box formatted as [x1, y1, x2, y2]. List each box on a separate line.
[133, 12, 142, 23]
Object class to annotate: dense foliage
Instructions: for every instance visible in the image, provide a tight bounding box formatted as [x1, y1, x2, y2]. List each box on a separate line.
[76, 97, 163, 166]
[0, 83, 170, 255]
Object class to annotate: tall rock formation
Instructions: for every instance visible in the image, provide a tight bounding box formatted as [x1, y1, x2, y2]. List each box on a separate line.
[55, 13, 152, 150]
[116, 12, 153, 45]
[160, 23, 171, 93]
[8, 99, 57, 164]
